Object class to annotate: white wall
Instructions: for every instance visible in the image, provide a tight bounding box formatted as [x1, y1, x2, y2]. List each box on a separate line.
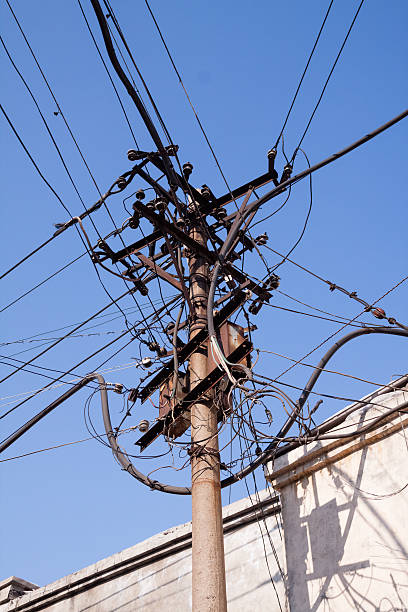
[269, 389, 408, 612]
[0, 490, 286, 611]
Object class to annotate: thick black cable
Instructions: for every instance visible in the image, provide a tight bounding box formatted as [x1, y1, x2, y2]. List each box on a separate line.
[76, 0, 139, 146]
[89, 0, 175, 184]
[233, 108, 408, 223]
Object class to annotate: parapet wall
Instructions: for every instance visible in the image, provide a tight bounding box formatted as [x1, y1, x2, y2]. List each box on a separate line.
[0, 489, 285, 612]
[268, 388, 408, 612]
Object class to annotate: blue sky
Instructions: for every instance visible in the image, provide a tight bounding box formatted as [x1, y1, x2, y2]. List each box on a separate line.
[1, 0, 407, 587]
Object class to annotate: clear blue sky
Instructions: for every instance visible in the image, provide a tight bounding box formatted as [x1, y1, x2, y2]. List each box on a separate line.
[1, 0, 407, 587]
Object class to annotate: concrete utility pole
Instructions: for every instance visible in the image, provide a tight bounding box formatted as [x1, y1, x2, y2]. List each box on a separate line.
[188, 207, 227, 612]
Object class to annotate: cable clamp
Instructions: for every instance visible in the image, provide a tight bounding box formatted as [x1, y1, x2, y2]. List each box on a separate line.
[187, 444, 220, 460]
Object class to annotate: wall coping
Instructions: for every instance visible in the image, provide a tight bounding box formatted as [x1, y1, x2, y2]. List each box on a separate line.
[267, 389, 408, 490]
[0, 488, 280, 612]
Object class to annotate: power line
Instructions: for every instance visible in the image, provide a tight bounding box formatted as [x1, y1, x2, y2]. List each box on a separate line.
[0, 103, 72, 218]
[291, 0, 365, 161]
[271, 148, 313, 272]
[274, 0, 335, 148]
[0, 294, 180, 421]
[257, 348, 397, 389]
[76, 0, 139, 146]
[274, 279, 408, 383]
[1, 295, 175, 348]
[0, 289, 131, 386]
[1, 252, 87, 313]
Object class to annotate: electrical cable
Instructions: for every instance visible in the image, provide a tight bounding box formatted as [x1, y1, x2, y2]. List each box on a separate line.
[227, 108, 408, 227]
[291, 0, 365, 161]
[271, 148, 313, 272]
[89, 0, 176, 185]
[0, 289, 132, 386]
[1, 252, 87, 313]
[274, 0, 334, 148]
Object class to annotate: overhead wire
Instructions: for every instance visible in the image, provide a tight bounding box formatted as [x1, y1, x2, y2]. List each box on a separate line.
[271, 148, 313, 272]
[291, 0, 365, 162]
[0, 289, 132, 386]
[274, 0, 335, 148]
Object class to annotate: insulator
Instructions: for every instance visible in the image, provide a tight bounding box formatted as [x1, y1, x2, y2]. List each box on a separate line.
[176, 217, 186, 229]
[116, 175, 127, 190]
[128, 388, 139, 403]
[280, 164, 292, 184]
[267, 148, 277, 173]
[141, 357, 152, 368]
[249, 299, 263, 315]
[154, 197, 167, 213]
[255, 232, 268, 245]
[224, 274, 235, 290]
[161, 242, 169, 255]
[182, 162, 193, 180]
[165, 322, 175, 335]
[135, 189, 145, 200]
[127, 149, 147, 161]
[266, 273, 280, 290]
[138, 419, 150, 433]
[148, 341, 160, 353]
[134, 279, 149, 296]
[129, 214, 140, 230]
[113, 383, 123, 394]
[215, 207, 227, 221]
[165, 144, 179, 156]
[146, 200, 155, 211]
[372, 307, 386, 319]
[200, 184, 212, 201]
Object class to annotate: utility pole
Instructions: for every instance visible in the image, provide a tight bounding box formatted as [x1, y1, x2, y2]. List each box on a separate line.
[188, 202, 227, 612]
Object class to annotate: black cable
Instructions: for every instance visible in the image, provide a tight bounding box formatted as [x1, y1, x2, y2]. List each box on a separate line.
[1, 296, 172, 348]
[271, 148, 313, 272]
[263, 302, 377, 328]
[104, 0, 174, 151]
[0, 295, 179, 422]
[230, 107, 408, 224]
[76, 0, 139, 146]
[0, 289, 131, 386]
[291, 0, 365, 161]
[89, 0, 175, 184]
[1, 35, 92, 223]
[0, 104, 72, 218]
[274, 0, 334, 148]
[1, 252, 86, 313]
[0, 234, 57, 281]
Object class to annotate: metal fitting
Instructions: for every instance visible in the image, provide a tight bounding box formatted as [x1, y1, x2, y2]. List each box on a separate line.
[182, 162, 193, 180]
[138, 419, 150, 433]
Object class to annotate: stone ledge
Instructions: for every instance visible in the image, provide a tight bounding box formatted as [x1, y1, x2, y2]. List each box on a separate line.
[0, 578, 38, 606]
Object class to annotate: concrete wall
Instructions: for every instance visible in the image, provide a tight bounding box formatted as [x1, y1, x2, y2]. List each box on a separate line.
[268, 389, 408, 612]
[0, 490, 286, 612]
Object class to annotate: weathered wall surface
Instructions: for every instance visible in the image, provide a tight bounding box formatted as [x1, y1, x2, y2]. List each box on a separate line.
[0, 490, 286, 612]
[269, 389, 408, 612]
